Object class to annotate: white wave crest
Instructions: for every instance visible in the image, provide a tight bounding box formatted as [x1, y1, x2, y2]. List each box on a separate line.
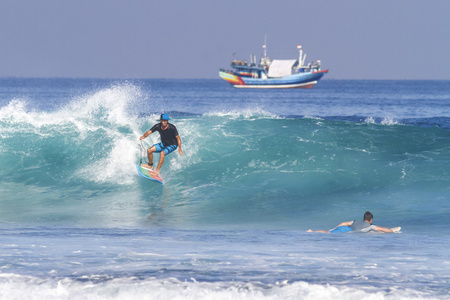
[380, 117, 400, 125]
[0, 274, 432, 300]
[364, 117, 401, 126]
[0, 83, 157, 186]
[204, 107, 279, 119]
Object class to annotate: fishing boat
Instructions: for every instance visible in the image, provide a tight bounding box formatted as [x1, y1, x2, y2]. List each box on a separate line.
[219, 44, 328, 89]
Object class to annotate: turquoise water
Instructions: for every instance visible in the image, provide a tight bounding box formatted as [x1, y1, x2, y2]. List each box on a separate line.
[0, 79, 449, 299]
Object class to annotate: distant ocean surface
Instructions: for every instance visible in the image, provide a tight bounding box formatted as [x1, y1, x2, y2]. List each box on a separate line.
[1, 78, 449, 299]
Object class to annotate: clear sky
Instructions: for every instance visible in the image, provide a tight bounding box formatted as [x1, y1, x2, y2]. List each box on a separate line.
[1, 0, 449, 80]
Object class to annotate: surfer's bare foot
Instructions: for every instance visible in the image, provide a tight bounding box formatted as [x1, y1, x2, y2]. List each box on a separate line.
[141, 164, 154, 170]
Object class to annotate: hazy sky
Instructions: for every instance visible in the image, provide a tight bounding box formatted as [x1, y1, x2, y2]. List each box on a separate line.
[1, 0, 449, 80]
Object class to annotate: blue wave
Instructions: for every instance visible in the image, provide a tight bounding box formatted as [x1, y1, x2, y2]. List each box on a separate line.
[1, 91, 449, 231]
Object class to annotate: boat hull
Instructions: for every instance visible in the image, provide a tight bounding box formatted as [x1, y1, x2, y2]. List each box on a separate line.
[219, 70, 328, 89]
[234, 81, 318, 89]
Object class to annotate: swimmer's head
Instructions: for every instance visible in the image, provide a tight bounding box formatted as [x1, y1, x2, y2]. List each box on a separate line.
[364, 211, 374, 223]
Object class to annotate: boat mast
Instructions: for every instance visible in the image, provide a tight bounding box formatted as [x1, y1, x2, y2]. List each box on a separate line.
[260, 36, 271, 67]
[297, 44, 306, 67]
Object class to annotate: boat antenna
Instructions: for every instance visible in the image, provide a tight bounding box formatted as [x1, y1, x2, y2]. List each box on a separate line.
[263, 36, 268, 58]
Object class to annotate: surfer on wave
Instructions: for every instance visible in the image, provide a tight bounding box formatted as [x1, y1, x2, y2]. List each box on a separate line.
[140, 113, 183, 176]
[307, 211, 399, 233]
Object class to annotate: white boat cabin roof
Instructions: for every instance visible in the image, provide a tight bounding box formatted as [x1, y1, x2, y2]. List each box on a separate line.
[267, 59, 297, 78]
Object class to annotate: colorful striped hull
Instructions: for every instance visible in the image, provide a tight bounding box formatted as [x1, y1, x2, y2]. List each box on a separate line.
[218, 71, 245, 85]
[219, 70, 328, 89]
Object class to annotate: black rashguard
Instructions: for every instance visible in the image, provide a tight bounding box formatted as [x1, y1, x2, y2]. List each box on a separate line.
[150, 123, 179, 146]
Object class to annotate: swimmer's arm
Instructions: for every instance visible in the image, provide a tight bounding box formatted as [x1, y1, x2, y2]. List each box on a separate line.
[329, 221, 353, 231]
[374, 226, 394, 233]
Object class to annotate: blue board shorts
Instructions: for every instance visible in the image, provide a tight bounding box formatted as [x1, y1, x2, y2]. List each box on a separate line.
[330, 226, 352, 233]
[154, 142, 178, 155]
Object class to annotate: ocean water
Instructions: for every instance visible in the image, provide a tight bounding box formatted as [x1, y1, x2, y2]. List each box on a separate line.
[0, 78, 449, 299]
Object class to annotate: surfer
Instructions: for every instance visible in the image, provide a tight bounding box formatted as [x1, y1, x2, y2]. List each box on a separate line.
[140, 113, 183, 176]
[307, 211, 398, 233]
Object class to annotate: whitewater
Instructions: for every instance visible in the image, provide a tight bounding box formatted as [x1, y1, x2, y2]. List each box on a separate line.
[0, 78, 449, 299]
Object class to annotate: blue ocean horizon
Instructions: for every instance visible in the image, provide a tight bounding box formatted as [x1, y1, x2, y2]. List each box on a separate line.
[0, 78, 449, 299]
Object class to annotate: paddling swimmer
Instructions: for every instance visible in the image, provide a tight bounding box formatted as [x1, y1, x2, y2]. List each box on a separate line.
[307, 211, 398, 233]
[140, 113, 183, 176]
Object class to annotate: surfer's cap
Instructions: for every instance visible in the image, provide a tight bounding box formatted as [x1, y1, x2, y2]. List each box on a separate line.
[160, 113, 170, 121]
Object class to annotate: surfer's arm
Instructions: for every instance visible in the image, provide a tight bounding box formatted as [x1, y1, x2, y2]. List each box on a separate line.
[374, 226, 394, 233]
[176, 135, 183, 155]
[140, 130, 153, 140]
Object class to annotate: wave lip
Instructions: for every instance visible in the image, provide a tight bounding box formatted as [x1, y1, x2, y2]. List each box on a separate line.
[0, 83, 147, 187]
